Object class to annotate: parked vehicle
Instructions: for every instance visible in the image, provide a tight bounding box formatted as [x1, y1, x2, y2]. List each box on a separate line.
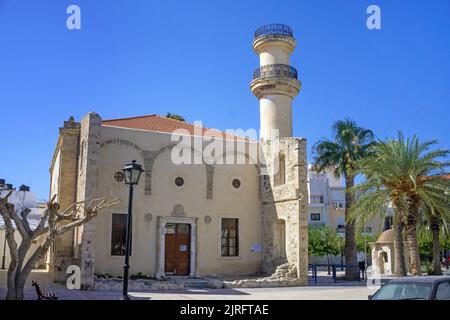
[369, 276, 450, 300]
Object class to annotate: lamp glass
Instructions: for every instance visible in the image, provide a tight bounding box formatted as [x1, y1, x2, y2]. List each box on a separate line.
[122, 161, 143, 185]
[131, 166, 142, 185]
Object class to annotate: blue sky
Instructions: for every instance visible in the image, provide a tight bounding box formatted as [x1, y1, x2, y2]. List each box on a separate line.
[0, 0, 449, 200]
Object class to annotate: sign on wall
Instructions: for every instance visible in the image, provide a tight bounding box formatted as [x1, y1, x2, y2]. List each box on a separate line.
[250, 243, 262, 253]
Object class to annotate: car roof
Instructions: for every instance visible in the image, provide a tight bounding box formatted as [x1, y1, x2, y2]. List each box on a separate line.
[387, 276, 450, 283]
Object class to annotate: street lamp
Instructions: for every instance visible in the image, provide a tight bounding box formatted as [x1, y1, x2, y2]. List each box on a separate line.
[121, 160, 143, 300]
[1, 231, 6, 270]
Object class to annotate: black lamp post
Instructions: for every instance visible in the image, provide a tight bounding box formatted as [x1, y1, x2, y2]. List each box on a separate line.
[1, 231, 6, 270]
[121, 160, 143, 300]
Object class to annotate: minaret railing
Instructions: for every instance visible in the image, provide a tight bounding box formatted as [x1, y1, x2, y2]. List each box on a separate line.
[253, 64, 298, 80]
[254, 23, 294, 39]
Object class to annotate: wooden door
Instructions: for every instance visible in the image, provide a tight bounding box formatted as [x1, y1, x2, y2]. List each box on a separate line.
[164, 224, 190, 276]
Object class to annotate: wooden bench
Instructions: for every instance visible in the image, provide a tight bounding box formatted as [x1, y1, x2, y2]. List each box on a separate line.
[32, 280, 58, 300]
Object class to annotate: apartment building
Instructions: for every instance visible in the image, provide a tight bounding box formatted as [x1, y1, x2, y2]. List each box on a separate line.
[307, 165, 392, 236]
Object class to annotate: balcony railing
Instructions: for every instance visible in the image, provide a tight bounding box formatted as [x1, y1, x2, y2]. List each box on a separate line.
[309, 195, 324, 204]
[255, 23, 293, 39]
[332, 201, 345, 210]
[253, 64, 298, 80]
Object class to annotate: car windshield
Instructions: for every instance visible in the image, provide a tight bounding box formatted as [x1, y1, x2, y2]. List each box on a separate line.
[372, 282, 433, 300]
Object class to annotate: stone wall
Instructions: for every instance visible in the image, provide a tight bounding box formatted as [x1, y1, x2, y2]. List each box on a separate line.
[74, 113, 102, 289]
[260, 137, 308, 285]
[49, 117, 80, 283]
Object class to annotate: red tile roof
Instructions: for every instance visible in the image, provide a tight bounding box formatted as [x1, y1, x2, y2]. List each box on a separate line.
[102, 114, 250, 141]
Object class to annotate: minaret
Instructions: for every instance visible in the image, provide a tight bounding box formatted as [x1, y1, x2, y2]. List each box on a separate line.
[250, 24, 301, 140]
[253, 24, 309, 284]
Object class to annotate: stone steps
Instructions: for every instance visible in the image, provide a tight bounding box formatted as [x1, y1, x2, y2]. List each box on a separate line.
[94, 277, 223, 291]
[224, 278, 304, 288]
[167, 278, 210, 289]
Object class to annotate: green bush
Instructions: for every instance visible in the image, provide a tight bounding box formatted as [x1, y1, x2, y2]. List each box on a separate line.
[130, 272, 152, 280]
[421, 260, 433, 275]
[308, 225, 341, 257]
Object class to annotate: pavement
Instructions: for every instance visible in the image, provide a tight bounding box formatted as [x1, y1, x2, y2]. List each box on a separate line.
[0, 284, 377, 300]
[130, 286, 376, 300]
[6, 267, 449, 300]
[0, 270, 378, 300]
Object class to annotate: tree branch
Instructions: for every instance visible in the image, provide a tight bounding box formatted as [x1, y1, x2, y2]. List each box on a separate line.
[9, 207, 31, 240]
[21, 197, 121, 278]
[0, 190, 13, 203]
[1, 191, 121, 299]
[54, 198, 121, 237]
[31, 208, 50, 239]
[0, 194, 20, 300]
[20, 208, 32, 235]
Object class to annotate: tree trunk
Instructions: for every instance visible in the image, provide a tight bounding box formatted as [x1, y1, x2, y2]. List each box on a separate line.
[12, 264, 31, 300]
[6, 263, 18, 300]
[0, 194, 118, 300]
[430, 216, 442, 275]
[405, 222, 422, 275]
[406, 196, 422, 276]
[12, 240, 32, 300]
[344, 176, 359, 280]
[393, 214, 407, 277]
[4, 226, 19, 300]
[14, 273, 28, 300]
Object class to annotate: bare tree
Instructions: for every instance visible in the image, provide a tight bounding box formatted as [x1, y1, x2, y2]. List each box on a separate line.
[0, 191, 120, 300]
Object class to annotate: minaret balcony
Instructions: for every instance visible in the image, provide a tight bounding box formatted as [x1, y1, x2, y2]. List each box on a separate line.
[253, 64, 298, 80]
[250, 64, 301, 99]
[253, 23, 296, 54]
[254, 23, 294, 39]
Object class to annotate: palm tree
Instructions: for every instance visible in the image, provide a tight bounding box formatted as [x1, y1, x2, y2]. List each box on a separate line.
[399, 134, 448, 275]
[313, 118, 375, 280]
[349, 168, 408, 276]
[421, 203, 449, 275]
[350, 133, 449, 276]
[419, 175, 450, 275]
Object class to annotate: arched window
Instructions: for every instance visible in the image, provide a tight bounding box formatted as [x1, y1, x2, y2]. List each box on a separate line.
[380, 251, 388, 263]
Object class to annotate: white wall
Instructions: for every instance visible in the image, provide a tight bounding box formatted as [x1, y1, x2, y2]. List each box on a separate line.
[0, 229, 47, 270]
[50, 150, 61, 202]
[0, 190, 37, 213]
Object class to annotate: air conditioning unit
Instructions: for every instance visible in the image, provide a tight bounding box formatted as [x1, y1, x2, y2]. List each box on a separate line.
[19, 185, 30, 192]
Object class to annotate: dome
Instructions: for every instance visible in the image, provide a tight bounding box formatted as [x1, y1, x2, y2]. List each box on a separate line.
[376, 228, 394, 243]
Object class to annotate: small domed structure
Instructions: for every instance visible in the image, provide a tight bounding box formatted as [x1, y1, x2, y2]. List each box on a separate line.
[376, 229, 394, 243]
[369, 228, 409, 275]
